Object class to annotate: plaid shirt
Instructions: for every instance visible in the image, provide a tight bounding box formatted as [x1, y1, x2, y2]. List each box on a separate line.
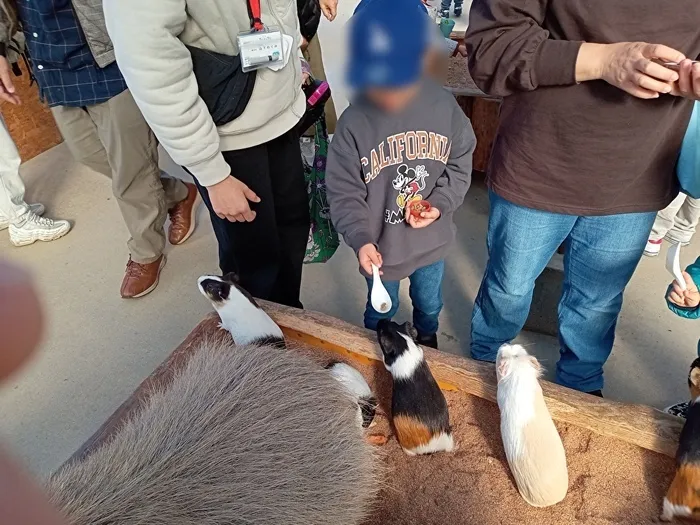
[16, 0, 127, 107]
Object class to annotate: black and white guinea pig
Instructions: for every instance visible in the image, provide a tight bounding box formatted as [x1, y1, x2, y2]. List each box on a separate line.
[326, 362, 378, 428]
[376, 319, 453, 455]
[662, 358, 700, 522]
[197, 273, 285, 348]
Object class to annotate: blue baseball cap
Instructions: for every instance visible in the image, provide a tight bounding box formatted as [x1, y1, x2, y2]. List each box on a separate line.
[347, 0, 430, 90]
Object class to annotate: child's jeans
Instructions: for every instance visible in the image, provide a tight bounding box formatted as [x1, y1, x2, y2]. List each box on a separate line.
[440, 0, 463, 13]
[364, 259, 444, 337]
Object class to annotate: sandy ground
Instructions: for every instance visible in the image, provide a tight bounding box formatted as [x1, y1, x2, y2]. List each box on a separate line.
[295, 345, 675, 525]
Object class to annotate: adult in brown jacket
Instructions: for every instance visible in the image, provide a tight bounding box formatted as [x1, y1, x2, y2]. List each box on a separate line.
[465, 0, 700, 395]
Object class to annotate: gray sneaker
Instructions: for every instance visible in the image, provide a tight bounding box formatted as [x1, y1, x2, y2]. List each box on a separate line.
[0, 203, 45, 231]
[9, 212, 71, 246]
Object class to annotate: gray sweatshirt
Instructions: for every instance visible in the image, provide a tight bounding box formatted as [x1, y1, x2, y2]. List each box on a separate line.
[327, 81, 476, 281]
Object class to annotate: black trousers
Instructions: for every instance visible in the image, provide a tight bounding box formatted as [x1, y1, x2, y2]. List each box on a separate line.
[193, 128, 309, 308]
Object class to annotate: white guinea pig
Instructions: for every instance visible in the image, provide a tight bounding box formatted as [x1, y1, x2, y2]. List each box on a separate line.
[496, 344, 568, 507]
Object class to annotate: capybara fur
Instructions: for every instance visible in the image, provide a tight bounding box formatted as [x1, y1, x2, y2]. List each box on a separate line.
[46, 339, 379, 524]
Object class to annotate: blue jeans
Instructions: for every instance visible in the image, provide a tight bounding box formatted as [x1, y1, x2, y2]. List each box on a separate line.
[471, 191, 656, 393]
[364, 260, 445, 337]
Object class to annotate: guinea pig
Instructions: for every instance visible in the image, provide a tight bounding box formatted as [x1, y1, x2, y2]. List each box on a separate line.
[326, 362, 378, 428]
[376, 319, 454, 455]
[496, 344, 568, 507]
[198, 273, 285, 347]
[662, 358, 700, 522]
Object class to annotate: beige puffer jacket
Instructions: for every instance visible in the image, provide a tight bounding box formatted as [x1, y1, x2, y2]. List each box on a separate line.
[104, 0, 305, 186]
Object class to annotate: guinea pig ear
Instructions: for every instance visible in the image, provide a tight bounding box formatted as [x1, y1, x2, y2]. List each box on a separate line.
[222, 272, 240, 284]
[496, 358, 510, 381]
[402, 322, 419, 341]
[528, 356, 543, 375]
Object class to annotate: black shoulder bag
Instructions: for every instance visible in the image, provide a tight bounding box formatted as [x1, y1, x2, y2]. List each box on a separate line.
[185, 0, 264, 126]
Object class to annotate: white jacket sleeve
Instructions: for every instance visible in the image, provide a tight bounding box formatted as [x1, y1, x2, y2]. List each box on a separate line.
[103, 0, 230, 187]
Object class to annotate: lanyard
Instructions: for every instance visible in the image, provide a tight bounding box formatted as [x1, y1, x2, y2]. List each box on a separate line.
[247, 0, 264, 31]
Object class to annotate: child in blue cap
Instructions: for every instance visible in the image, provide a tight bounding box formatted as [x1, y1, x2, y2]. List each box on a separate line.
[664, 256, 700, 418]
[326, 0, 475, 348]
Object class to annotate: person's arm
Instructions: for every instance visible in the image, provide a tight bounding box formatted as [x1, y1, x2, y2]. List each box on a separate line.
[297, 0, 321, 44]
[426, 108, 475, 216]
[667, 257, 700, 320]
[466, 0, 686, 99]
[326, 127, 374, 252]
[103, 0, 229, 187]
[465, 0, 582, 96]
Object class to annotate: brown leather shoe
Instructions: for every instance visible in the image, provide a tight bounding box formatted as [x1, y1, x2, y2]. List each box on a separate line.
[168, 183, 200, 245]
[120, 255, 166, 299]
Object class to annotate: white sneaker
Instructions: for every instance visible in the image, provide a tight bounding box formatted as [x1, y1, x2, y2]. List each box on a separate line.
[9, 212, 71, 246]
[0, 203, 45, 231]
[643, 238, 662, 257]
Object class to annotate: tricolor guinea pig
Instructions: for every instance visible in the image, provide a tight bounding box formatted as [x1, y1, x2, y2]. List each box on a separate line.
[198, 273, 285, 347]
[376, 319, 453, 455]
[662, 358, 700, 522]
[326, 362, 378, 428]
[496, 344, 568, 507]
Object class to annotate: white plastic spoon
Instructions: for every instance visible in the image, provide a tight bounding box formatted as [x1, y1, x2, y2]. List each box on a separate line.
[370, 263, 392, 314]
[666, 242, 687, 291]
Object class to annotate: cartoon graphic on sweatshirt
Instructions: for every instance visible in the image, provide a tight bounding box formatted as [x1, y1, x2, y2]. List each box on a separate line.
[385, 164, 430, 224]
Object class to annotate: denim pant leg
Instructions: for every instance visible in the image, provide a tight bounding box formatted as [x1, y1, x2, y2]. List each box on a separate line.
[470, 191, 575, 361]
[364, 277, 401, 331]
[409, 260, 445, 337]
[556, 211, 656, 392]
[440, 0, 451, 11]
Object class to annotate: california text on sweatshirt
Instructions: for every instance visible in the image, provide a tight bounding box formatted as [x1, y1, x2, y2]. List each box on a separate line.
[327, 81, 475, 281]
[466, 0, 700, 216]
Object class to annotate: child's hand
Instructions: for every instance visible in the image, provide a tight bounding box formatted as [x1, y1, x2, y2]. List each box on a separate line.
[668, 271, 700, 308]
[406, 207, 441, 229]
[358, 244, 383, 275]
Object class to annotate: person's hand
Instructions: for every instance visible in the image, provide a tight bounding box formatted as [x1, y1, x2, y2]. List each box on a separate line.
[320, 0, 338, 21]
[0, 56, 20, 105]
[207, 176, 260, 222]
[301, 36, 309, 53]
[456, 41, 467, 58]
[358, 243, 383, 275]
[669, 59, 700, 100]
[576, 42, 684, 99]
[301, 58, 311, 85]
[667, 271, 700, 309]
[406, 207, 441, 228]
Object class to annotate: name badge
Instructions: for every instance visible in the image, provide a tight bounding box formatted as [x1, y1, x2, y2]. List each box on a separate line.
[238, 29, 284, 73]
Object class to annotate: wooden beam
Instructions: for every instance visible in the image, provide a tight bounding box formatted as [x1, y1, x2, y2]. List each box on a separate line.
[262, 301, 683, 458]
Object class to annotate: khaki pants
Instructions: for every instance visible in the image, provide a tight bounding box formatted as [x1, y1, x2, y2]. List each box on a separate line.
[51, 89, 188, 263]
[650, 192, 700, 244]
[304, 35, 337, 134]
